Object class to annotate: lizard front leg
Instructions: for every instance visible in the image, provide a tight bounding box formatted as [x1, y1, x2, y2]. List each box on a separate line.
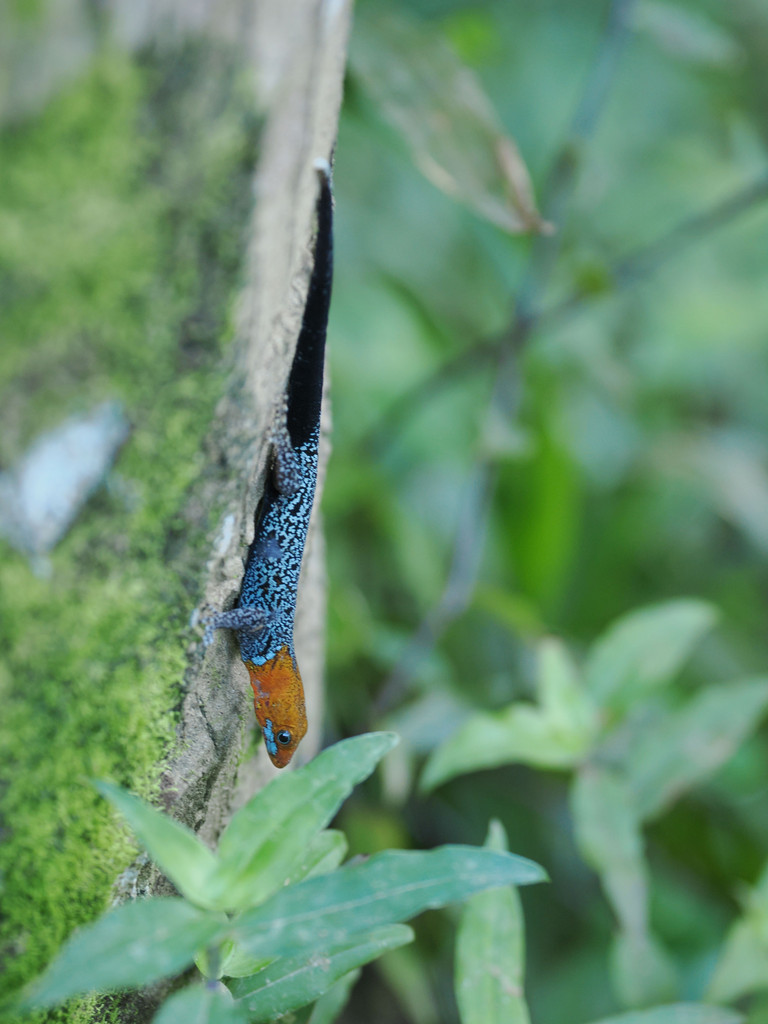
[201, 605, 272, 649]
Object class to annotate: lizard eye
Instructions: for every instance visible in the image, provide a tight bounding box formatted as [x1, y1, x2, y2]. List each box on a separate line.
[276, 729, 292, 746]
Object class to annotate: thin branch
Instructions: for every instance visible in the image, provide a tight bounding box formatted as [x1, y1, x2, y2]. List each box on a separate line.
[538, 171, 768, 328]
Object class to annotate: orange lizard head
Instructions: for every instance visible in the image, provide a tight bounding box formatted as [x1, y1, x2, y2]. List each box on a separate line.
[245, 646, 308, 768]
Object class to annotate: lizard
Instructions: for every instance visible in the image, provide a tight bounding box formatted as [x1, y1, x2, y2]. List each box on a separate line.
[203, 160, 333, 769]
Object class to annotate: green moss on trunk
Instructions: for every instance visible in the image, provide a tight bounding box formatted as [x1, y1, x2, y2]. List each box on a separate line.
[0, 40, 259, 1015]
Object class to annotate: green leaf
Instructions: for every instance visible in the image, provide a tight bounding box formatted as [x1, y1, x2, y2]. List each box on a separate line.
[611, 929, 677, 1009]
[152, 984, 248, 1024]
[587, 1005, 743, 1024]
[707, 860, 768, 1002]
[306, 969, 361, 1024]
[706, 914, 768, 1003]
[421, 704, 585, 791]
[196, 940, 272, 982]
[455, 820, 530, 1024]
[229, 926, 412, 1021]
[537, 637, 599, 748]
[233, 845, 547, 961]
[95, 781, 218, 909]
[351, 9, 546, 234]
[626, 678, 768, 820]
[25, 898, 225, 1009]
[284, 830, 348, 886]
[208, 733, 397, 910]
[571, 766, 647, 933]
[219, 944, 272, 981]
[584, 600, 717, 711]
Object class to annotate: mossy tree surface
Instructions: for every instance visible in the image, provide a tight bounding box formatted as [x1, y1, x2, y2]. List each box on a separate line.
[0, 42, 260, 1015]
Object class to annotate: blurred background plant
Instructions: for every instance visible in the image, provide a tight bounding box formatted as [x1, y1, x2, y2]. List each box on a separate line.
[3, 0, 768, 1021]
[326, 0, 768, 1021]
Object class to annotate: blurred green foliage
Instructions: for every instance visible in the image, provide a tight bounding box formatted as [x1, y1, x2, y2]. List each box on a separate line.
[3, 0, 768, 1022]
[326, 1, 768, 1021]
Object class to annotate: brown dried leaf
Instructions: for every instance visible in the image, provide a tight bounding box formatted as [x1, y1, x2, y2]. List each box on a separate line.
[351, 10, 549, 235]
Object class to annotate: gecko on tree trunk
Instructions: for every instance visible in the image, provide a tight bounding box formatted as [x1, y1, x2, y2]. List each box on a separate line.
[203, 160, 333, 768]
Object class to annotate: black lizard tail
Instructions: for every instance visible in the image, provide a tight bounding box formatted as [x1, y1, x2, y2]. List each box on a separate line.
[285, 162, 334, 450]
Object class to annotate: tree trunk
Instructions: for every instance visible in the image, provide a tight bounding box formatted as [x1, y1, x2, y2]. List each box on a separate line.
[0, 1, 350, 1017]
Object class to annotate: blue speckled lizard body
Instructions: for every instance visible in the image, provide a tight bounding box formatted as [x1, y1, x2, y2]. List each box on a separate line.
[236, 424, 319, 666]
[203, 163, 333, 768]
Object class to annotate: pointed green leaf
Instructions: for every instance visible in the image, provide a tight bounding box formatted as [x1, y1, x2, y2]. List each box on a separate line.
[707, 914, 768, 1002]
[195, 941, 272, 982]
[626, 678, 768, 820]
[152, 984, 248, 1024]
[95, 781, 218, 909]
[219, 944, 272, 981]
[25, 898, 225, 1008]
[233, 845, 547, 961]
[455, 820, 530, 1024]
[421, 704, 585, 792]
[707, 860, 768, 1002]
[208, 733, 397, 910]
[230, 926, 412, 1021]
[584, 600, 717, 710]
[537, 637, 599, 747]
[571, 766, 647, 934]
[284, 830, 348, 886]
[588, 1005, 742, 1024]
